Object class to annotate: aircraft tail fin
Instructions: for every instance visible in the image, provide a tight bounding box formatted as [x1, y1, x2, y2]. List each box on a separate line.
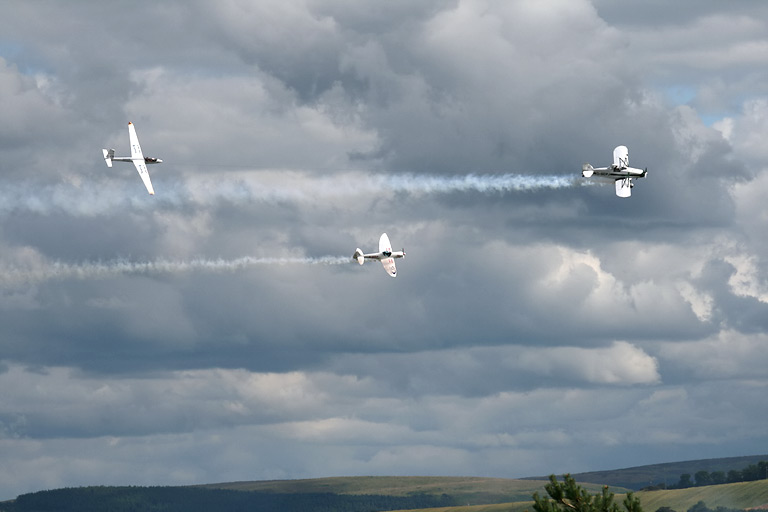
[353, 249, 365, 265]
[103, 148, 114, 168]
[582, 163, 594, 178]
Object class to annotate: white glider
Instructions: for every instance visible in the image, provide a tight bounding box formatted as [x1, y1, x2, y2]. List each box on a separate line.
[102, 122, 162, 195]
[582, 145, 647, 198]
[352, 233, 406, 277]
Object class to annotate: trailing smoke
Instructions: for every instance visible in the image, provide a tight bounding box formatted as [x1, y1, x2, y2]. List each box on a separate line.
[0, 255, 351, 286]
[0, 171, 585, 217]
[381, 173, 578, 194]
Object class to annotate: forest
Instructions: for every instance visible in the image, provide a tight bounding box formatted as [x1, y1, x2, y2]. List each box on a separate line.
[0, 486, 457, 512]
[661, 461, 768, 490]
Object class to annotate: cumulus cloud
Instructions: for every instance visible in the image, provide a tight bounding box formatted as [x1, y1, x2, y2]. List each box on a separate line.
[0, 0, 767, 501]
[517, 341, 660, 385]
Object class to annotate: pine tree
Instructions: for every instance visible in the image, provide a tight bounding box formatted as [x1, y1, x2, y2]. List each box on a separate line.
[531, 474, 642, 512]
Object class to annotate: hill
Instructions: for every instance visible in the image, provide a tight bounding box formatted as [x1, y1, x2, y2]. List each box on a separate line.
[0, 477, 627, 512]
[200, 476, 628, 504]
[390, 479, 768, 512]
[525, 454, 768, 490]
[0, 486, 457, 512]
[636, 480, 768, 512]
[2, 455, 767, 512]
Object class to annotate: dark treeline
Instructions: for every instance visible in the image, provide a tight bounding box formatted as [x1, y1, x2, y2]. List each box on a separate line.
[644, 460, 768, 490]
[1, 486, 457, 512]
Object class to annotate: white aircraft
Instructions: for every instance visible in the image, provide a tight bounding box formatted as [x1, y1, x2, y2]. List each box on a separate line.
[582, 145, 647, 198]
[353, 233, 406, 277]
[102, 122, 162, 195]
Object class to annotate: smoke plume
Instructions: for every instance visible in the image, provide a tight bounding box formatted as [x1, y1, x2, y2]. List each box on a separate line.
[0, 171, 586, 217]
[0, 255, 351, 286]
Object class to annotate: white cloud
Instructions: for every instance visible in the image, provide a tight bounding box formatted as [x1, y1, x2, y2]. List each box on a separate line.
[724, 254, 768, 303]
[675, 280, 714, 321]
[517, 341, 660, 385]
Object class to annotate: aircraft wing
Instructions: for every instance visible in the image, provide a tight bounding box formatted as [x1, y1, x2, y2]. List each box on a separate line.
[613, 145, 629, 168]
[132, 159, 155, 195]
[128, 122, 145, 160]
[381, 258, 397, 277]
[615, 178, 632, 198]
[128, 122, 155, 194]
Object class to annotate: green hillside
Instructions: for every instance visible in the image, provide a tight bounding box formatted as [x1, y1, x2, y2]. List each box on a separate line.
[201, 476, 628, 505]
[636, 479, 768, 511]
[389, 503, 534, 512]
[199, 453, 768, 499]
[390, 479, 768, 512]
[545, 455, 768, 490]
[3, 456, 767, 512]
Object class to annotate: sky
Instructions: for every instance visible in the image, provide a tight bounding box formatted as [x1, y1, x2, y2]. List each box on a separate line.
[1, 0, 768, 500]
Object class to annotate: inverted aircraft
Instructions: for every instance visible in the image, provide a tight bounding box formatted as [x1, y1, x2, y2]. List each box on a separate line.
[582, 145, 647, 197]
[353, 233, 406, 277]
[103, 122, 162, 195]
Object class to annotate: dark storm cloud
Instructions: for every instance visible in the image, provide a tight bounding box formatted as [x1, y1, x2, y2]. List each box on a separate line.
[1, 0, 768, 501]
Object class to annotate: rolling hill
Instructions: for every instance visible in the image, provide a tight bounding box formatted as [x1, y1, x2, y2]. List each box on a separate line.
[525, 454, 768, 490]
[200, 476, 628, 504]
[2, 454, 767, 512]
[389, 479, 768, 512]
[636, 479, 768, 512]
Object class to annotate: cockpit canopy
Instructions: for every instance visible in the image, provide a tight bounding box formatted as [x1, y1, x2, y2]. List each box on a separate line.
[382, 250, 392, 258]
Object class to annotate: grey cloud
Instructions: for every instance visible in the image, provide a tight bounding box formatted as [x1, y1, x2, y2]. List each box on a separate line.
[592, 0, 768, 30]
[328, 341, 659, 398]
[593, 1, 768, 124]
[1, 0, 768, 501]
[0, 204, 720, 376]
[656, 330, 768, 384]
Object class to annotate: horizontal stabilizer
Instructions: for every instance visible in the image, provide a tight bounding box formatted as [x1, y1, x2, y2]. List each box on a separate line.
[582, 163, 594, 178]
[353, 249, 364, 265]
[102, 148, 114, 168]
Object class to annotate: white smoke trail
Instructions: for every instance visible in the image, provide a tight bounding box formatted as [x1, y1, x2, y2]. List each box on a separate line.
[179, 171, 584, 203]
[0, 171, 585, 217]
[0, 255, 351, 286]
[380, 173, 578, 194]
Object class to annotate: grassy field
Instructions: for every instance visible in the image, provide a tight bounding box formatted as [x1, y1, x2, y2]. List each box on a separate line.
[635, 480, 768, 511]
[389, 503, 534, 512]
[386, 479, 768, 512]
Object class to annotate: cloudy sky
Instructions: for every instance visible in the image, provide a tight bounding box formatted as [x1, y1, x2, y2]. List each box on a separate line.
[1, 0, 768, 500]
